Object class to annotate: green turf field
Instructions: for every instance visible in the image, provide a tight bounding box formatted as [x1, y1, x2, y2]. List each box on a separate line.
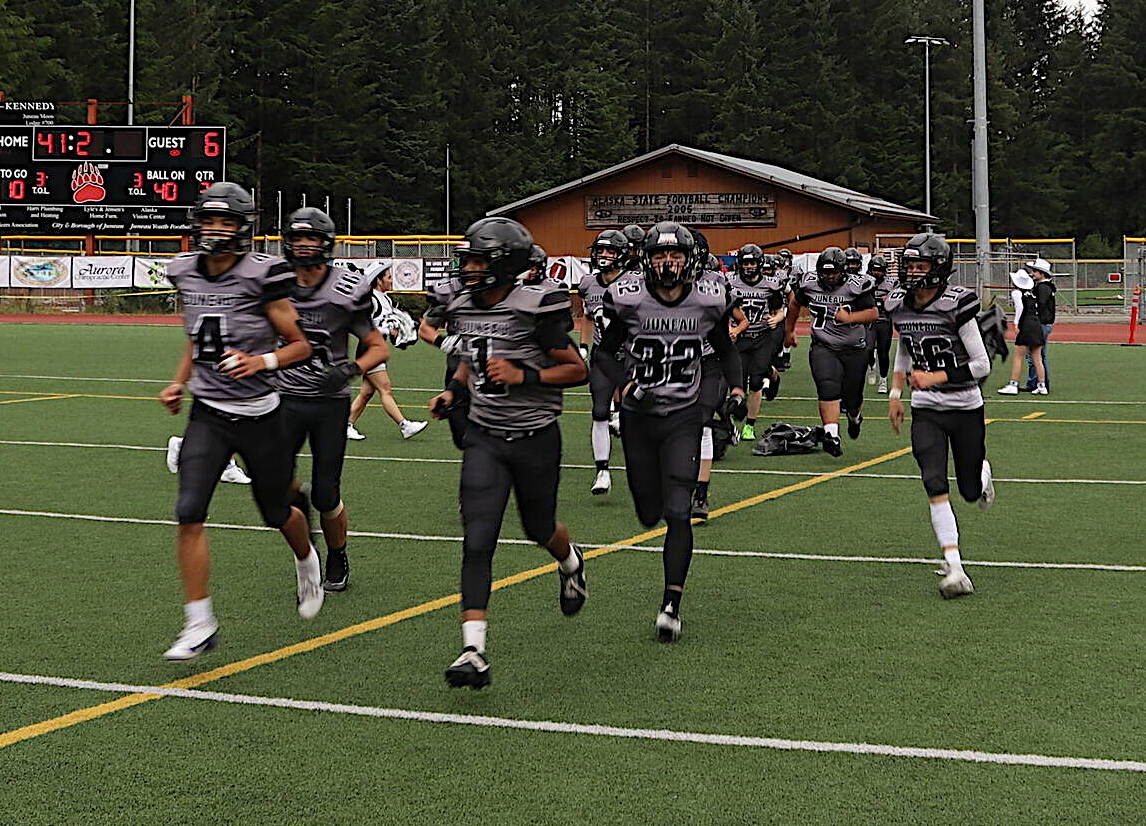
[1, 323, 1144, 824]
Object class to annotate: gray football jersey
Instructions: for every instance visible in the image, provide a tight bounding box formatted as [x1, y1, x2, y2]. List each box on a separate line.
[447, 282, 573, 431]
[275, 266, 375, 398]
[577, 271, 624, 346]
[885, 284, 983, 410]
[728, 271, 787, 336]
[167, 252, 294, 401]
[873, 274, 901, 318]
[604, 271, 733, 414]
[795, 272, 877, 350]
[424, 277, 461, 331]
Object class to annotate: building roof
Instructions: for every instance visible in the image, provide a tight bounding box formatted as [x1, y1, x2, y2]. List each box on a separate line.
[486, 144, 936, 223]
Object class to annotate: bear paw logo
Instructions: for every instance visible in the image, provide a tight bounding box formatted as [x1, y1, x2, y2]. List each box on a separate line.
[71, 161, 106, 204]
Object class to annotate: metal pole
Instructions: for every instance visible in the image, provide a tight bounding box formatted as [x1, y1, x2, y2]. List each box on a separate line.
[276, 190, 282, 236]
[923, 41, 931, 216]
[971, 0, 991, 291]
[346, 197, 352, 236]
[127, 0, 136, 125]
[324, 195, 331, 216]
[445, 143, 451, 235]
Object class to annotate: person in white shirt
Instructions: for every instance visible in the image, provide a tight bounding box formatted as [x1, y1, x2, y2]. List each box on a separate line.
[997, 269, 1047, 395]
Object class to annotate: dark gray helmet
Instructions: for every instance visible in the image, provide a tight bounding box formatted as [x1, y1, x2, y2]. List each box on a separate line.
[868, 253, 888, 278]
[190, 182, 256, 255]
[900, 233, 952, 290]
[817, 246, 848, 290]
[589, 229, 628, 272]
[707, 253, 721, 272]
[283, 207, 336, 267]
[737, 243, 763, 282]
[642, 221, 698, 289]
[453, 217, 534, 294]
[622, 224, 646, 260]
[844, 247, 863, 273]
[761, 254, 777, 275]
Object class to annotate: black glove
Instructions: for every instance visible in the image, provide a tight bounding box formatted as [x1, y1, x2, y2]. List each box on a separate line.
[724, 393, 748, 422]
[318, 362, 361, 395]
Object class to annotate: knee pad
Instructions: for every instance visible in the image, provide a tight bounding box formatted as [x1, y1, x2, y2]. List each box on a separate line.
[320, 500, 345, 520]
[262, 504, 291, 530]
[175, 501, 208, 526]
[522, 518, 557, 547]
[748, 374, 765, 393]
[921, 473, 950, 499]
[311, 481, 341, 515]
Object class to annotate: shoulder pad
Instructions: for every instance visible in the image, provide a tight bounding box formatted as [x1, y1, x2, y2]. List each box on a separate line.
[577, 272, 595, 294]
[165, 254, 198, 280]
[883, 288, 906, 314]
[512, 281, 570, 313]
[934, 284, 972, 311]
[850, 274, 876, 293]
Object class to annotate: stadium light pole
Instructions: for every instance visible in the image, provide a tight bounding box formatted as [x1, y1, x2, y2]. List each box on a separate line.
[127, 0, 136, 125]
[904, 35, 948, 218]
[971, 0, 991, 289]
[445, 143, 451, 235]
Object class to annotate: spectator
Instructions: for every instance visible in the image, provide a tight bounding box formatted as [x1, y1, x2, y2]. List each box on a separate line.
[1023, 258, 1056, 391]
[998, 270, 1047, 395]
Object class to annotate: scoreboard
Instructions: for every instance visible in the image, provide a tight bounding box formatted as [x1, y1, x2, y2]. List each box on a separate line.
[0, 125, 226, 233]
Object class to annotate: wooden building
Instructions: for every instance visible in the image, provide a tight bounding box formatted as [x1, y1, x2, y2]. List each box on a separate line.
[486, 144, 934, 257]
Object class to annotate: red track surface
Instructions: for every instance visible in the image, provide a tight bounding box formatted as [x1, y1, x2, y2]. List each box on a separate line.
[0, 314, 1134, 343]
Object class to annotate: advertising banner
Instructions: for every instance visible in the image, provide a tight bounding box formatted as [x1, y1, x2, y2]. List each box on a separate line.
[71, 256, 133, 288]
[388, 258, 423, 292]
[11, 255, 70, 288]
[133, 257, 175, 288]
[546, 256, 589, 289]
[0, 255, 9, 287]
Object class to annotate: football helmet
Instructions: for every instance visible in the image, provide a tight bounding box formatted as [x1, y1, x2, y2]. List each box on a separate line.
[844, 246, 863, 274]
[642, 221, 698, 289]
[588, 229, 628, 273]
[737, 243, 763, 283]
[622, 224, 646, 264]
[283, 207, 336, 267]
[816, 246, 847, 290]
[868, 253, 888, 279]
[706, 253, 721, 272]
[900, 233, 952, 291]
[190, 182, 256, 255]
[453, 217, 534, 294]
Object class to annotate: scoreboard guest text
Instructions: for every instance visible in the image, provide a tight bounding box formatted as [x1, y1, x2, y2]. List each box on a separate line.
[0, 126, 226, 210]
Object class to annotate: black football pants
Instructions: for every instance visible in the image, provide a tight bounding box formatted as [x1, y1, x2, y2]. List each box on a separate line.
[444, 354, 469, 450]
[176, 400, 292, 528]
[910, 405, 986, 501]
[589, 353, 622, 421]
[868, 319, 893, 377]
[459, 423, 562, 611]
[620, 404, 703, 589]
[281, 395, 350, 514]
[737, 332, 778, 392]
[809, 341, 867, 412]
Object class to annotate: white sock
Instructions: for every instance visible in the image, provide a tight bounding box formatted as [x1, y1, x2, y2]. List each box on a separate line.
[295, 545, 320, 582]
[943, 547, 964, 570]
[184, 597, 214, 627]
[824, 422, 839, 438]
[591, 420, 611, 463]
[1008, 380, 1018, 387]
[929, 501, 960, 551]
[558, 546, 581, 574]
[699, 427, 714, 461]
[462, 620, 487, 653]
[781, 346, 791, 355]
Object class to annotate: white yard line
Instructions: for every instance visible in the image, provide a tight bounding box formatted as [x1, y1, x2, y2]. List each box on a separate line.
[2, 508, 1143, 573]
[1, 671, 1142, 773]
[2, 439, 1144, 485]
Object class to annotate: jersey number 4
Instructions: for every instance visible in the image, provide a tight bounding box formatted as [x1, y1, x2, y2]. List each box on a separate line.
[192, 314, 228, 364]
[631, 336, 701, 387]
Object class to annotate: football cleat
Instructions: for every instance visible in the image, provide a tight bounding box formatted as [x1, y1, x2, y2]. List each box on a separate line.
[690, 490, 710, 521]
[729, 425, 741, 446]
[297, 562, 325, 620]
[776, 351, 792, 372]
[163, 620, 219, 661]
[445, 646, 491, 689]
[997, 383, 1019, 395]
[978, 459, 995, 511]
[822, 434, 843, 457]
[346, 423, 366, 440]
[220, 460, 251, 485]
[847, 413, 863, 440]
[165, 436, 182, 474]
[878, 377, 888, 394]
[764, 372, 781, 401]
[939, 568, 975, 599]
[400, 420, 429, 439]
[655, 607, 682, 643]
[608, 410, 621, 438]
[558, 544, 587, 616]
[323, 547, 350, 592]
[591, 469, 612, 496]
[741, 423, 756, 441]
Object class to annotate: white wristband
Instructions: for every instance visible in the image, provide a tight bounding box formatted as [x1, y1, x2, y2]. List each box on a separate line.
[888, 387, 902, 400]
[262, 352, 279, 371]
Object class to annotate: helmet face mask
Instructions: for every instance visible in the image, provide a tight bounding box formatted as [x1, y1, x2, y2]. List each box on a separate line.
[589, 229, 628, 273]
[844, 247, 863, 275]
[190, 182, 255, 256]
[737, 243, 763, 283]
[622, 224, 646, 263]
[642, 221, 698, 290]
[816, 246, 848, 290]
[283, 207, 336, 268]
[453, 217, 534, 296]
[900, 233, 952, 292]
[868, 254, 888, 280]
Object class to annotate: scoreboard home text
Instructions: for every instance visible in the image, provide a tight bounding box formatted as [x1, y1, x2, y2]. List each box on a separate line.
[0, 125, 226, 233]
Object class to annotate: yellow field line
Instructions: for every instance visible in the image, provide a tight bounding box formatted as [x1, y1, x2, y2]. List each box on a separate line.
[1022, 411, 1047, 420]
[0, 444, 913, 751]
[0, 394, 82, 406]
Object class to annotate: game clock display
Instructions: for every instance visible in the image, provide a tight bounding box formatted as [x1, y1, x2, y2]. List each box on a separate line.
[0, 125, 226, 209]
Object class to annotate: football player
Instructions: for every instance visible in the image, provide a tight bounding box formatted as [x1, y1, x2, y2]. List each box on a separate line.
[520, 244, 549, 286]
[728, 246, 788, 441]
[843, 246, 864, 277]
[158, 182, 319, 661]
[428, 217, 588, 689]
[867, 254, 898, 394]
[784, 246, 878, 457]
[418, 265, 469, 450]
[621, 224, 646, 273]
[573, 229, 630, 495]
[596, 222, 745, 642]
[772, 248, 797, 371]
[347, 263, 429, 442]
[886, 233, 995, 598]
[275, 208, 388, 593]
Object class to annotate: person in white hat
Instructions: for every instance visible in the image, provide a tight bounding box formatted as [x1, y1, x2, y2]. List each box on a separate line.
[1022, 258, 1056, 390]
[998, 269, 1048, 394]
